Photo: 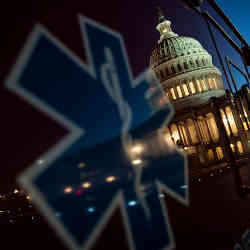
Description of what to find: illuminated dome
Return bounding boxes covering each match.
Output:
[149,7,225,110]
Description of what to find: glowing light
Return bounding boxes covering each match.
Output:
[106,176,116,183]
[87,207,95,213]
[26,195,31,200]
[198,178,202,182]
[75,189,84,196]
[82,182,91,188]
[55,212,62,217]
[0,210,5,213]
[210,173,214,177]
[180,185,187,189]
[13,189,19,194]
[64,186,73,194]
[78,162,86,168]
[132,159,142,165]
[184,147,188,150]
[128,200,137,206]
[131,144,144,154]
[37,159,44,165]
[159,193,165,198]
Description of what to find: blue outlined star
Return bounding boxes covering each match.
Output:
[4,15,188,250]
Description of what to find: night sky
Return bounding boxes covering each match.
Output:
[0,0,249,191]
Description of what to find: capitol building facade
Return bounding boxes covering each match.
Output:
[148,9,250,179]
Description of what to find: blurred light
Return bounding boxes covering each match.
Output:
[128,200,137,206]
[0,210,5,213]
[131,144,144,154]
[13,189,19,194]
[87,207,95,213]
[132,159,142,165]
[106,176,116,183]
[184,147,188,150]
[210,173,214,177]
[180,185,187,189]
[64,187,73,194]
[9,219,14,223]
[78,162,86,168]
[55,212,62,217]
[219,169,223,173]
[31,216,34,220]
[75,189,84,196]
[26,195,31,200]
[159,193,165,198]
[82,182,91,189]
[37,159,44,165]
[198,178,202,182]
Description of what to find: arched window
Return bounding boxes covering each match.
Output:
[206,113,220,142]
[171,65,176,74]
[189,81,196,94]
[236,141,244,154]
[196,79,202,92]
[176,85,183,98]
[182,84,189,96]
[216,147,224,160]
[230,143,235,152]
[213,78,218,89]
[208,78,213,89]
[189,60,194,67]
[242,105,250,130]
[207,149,214,160]
[184,62,188,70]
[201,79,207,90]
[178,123,189,145]
[170,88,177,100]
[197,116,210,143]
[186,119,199,144]
[225,106,238,136]
[202,58,206,66]
[170,124,180,143]
[196,59,200,67]
[177,64,182,72]
[219,109,231,136]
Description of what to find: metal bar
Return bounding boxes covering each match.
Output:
[227,57,250,87]
[225,56,250,130]
[202,12,243,55]
[206,0,249,48]
[204,16,233,92]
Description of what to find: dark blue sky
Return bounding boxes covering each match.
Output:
[0,0,249,192]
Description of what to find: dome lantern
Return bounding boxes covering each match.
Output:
[156,7,178,43]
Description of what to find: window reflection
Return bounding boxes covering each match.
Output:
[170,124,180,143]
[186,119,199,144]
[197,116,210,143]
[176,85,183,98]
[225,106,238,136]
[216,147,223,160]
[170,88,176,100]
[207,149,214,160]
[196,79,202,92]
[236,141,244,154]
[220,109,231,136]
[189,81,196,94]
[182,84,189,96]
[206,113,219,142]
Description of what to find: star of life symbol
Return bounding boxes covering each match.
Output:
[4,15,188,250]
